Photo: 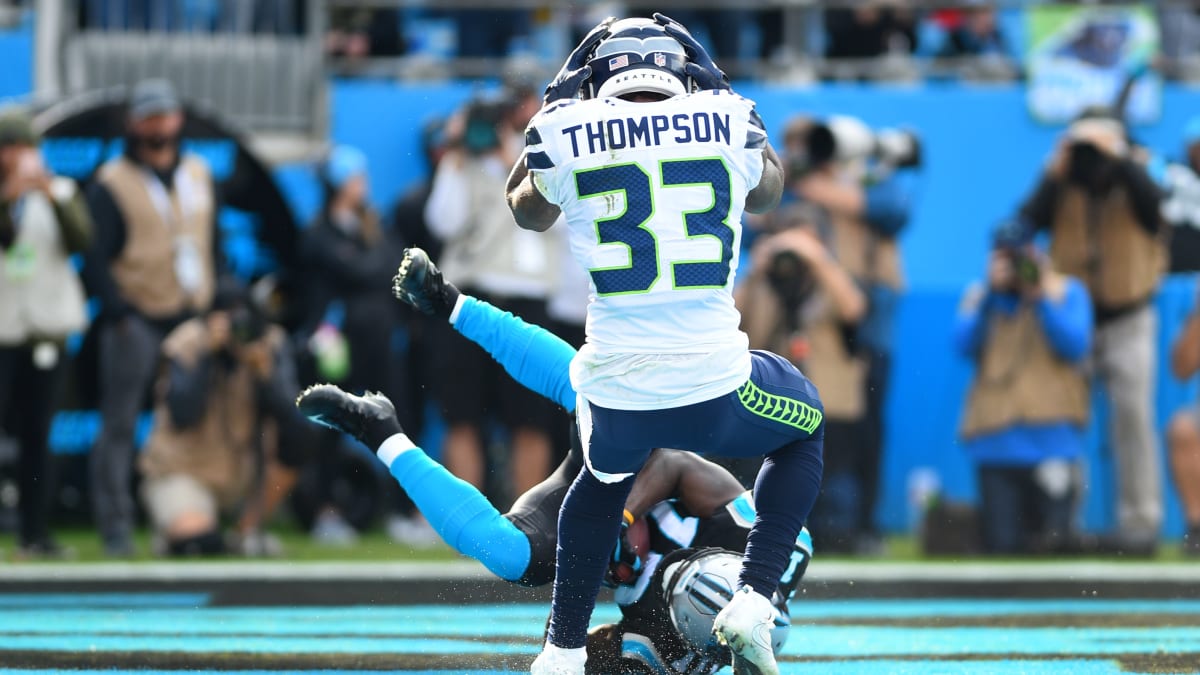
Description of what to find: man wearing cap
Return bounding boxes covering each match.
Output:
[0,108,92,558]
[84,79,223,556]
[1019,113,1166,556]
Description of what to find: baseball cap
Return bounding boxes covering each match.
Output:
[0,107,37,148]
[129,79,182,120]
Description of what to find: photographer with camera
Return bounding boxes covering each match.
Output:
[781,114,918,553]
[0,108,92,559]
[736,205,868,551]
[137,281,315,557]
[1019,112,1166,555]
[955,221,1092,555]
[422,93,559,502]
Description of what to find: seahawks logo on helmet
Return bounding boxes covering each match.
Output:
[584,18,694,100]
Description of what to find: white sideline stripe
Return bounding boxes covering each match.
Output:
[1,560,1199,583]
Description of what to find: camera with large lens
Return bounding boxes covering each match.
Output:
[805,116,923,171]
[992,219,1040,291]
[766,248,815,323]
[1065,140,1119,193]
[230,304,268,345]
[461,97,510,156]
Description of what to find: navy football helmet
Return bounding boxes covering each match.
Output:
[584,18,692,100]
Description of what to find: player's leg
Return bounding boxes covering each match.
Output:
[296,385,531,582]
[393,247,578,412]
[536,402,654,672]
[712,350,825,675]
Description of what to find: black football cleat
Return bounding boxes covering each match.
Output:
[296,383,403,449]
[392,247,460,319]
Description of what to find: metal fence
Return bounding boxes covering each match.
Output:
[35,0,327,161]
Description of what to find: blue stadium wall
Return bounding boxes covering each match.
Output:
[6,13,1200,535]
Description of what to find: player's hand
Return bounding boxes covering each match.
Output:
[544,17,614,104]
[653,12,730,92]
[603,518,644,588]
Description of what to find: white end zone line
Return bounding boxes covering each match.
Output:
[1,560,1199,583]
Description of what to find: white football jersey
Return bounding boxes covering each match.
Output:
[526,91,768,410]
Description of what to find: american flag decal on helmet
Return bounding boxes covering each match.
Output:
[608,55,629,70]
[654,53,666,67]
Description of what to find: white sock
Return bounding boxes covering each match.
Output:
[377,433,417,468]
[448,294,467,325]
[540,642,586,664]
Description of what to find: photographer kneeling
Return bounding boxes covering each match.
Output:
[138,282,315,556]
[737,206,868,551]
[954,222,1092,555]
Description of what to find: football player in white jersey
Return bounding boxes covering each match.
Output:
[506,15,826,675]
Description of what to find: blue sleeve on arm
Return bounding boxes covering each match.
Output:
[953,288,991,359]
[864,171,915,237]
[453,296,579,412]
[1037,279,1093,362]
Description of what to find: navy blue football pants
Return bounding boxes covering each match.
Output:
[548,350,825,649]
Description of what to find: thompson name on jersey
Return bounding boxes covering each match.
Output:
[524,91,770,411]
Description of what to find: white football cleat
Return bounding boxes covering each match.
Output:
[530,642,586,675]
[712,585,781,675]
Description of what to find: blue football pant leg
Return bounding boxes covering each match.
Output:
[453,296,578,412]
[387,449,531,582]
[740,431,824,597]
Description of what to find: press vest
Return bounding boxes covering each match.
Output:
[99,155,215,319]
[138,320,285,509]
[829,210,904,291]
[0,178,88,344]
[1049,185,1165,311]
[960,301,1089,439]
[736,272,865,421]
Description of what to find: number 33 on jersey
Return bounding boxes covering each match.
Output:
[525,90,769,410]
[526,91,767,298]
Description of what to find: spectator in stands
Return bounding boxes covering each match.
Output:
[84,79,222,557]
[0,108,92,559]
[825,3,918,59]
[424,95,558,503]
[300,145,418,545]
[955,221,1092,555]
[1019,112,1167,556]
[735,205,868,552]
[326,7,404,63]
[936,6,1006,58]
[450,9,531,59]
[784,114,916,554]
[1167,282,1200,557]
[138,281,312,557]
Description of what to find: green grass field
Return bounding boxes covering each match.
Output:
[11,526,1193,564]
